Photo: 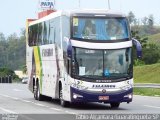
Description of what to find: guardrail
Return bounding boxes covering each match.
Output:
[134,83,160,88]
[0,76,12,83]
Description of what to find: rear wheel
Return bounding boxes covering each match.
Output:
[33,85,38,100]
[110,102,120,108]
[35,82,44,101]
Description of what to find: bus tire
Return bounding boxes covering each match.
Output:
[59,88,69,107]
[110,102,120,108]
[34,85,38,100]
[36,82,44,101]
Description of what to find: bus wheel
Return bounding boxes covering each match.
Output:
[110,102,120,108]
[59,88,69,107]
[36,83,44,101]
[34,85,38,100]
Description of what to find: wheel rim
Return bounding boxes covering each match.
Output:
[60,89,64,105]
[34,86,37,99]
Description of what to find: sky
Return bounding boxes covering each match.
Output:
[0,0,160,37]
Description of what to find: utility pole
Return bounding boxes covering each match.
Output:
[108,0,111,9]
[79,0,81,8]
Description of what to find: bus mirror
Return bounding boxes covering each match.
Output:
[132,38,142,58]
[67,40,72,58]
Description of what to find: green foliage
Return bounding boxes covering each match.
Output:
[22,65,27,74]
[0,29,26,70]
[134,59,145,66]
[148,32,160,46]
[131,28,160,65]
[142,44,160,64]
[127,11,136,25]
[134,63,160,83]
[134,88,160,96]
[0,68,19,80]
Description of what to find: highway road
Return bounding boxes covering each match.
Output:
[0,84,160,120]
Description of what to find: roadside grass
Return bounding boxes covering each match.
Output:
[148,32,160,46]
[133,63,160,83]
[134,88,160,97]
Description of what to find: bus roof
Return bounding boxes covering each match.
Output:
[69,9,125,17]
[29,9,126,26]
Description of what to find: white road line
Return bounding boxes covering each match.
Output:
[0,107,16,114]
[0,93,74,114]
[34,103,45,107]
[64,110,76,114]
[13,89,23,92]
[20,99,32,103]
[0,94,10,97]
[0,94,19,100]
[144,105,160,109]
[50,107,62,111]
[11,97,19,100]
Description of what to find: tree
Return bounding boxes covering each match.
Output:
[0,33,5,41]
[0,68,19,80]
[147,14,154,28]
[142,43,160,64]
[141,17,148,25]
[127,11,135,24]
[0,30,26,70]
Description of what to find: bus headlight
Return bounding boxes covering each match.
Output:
[124,94,132,99]
[120,85,132,91]
[73,93,83,99]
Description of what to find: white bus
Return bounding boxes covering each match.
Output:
[26,10,142,108]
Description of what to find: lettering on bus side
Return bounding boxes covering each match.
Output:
[42,48,53,57]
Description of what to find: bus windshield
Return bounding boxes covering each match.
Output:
[72,17,129,40]
[73,48,132,80]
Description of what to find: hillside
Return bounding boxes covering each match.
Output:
[133,63,160,83]
[148,33,160,45]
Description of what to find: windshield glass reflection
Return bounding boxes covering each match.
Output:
[73,48,132,80]
[72,17,129,40]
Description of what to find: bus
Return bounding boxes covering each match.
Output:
[26,9,142,108]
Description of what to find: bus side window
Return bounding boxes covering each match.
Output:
[55,17,61,48]
[43,21,48,44]
[49,20,55,44]
[28,27,32,46]
[32,24,38,46]
[38,23,43,45]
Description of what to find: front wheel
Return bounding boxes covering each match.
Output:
[59,88,69,107]
[110,102,120,108]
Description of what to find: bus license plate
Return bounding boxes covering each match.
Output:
[99,96,109,100]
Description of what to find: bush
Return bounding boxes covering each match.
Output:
[0,68,19,81]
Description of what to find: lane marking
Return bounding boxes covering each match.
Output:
[64,110,76,114]
[34,103,45,107]
[144,105,160,109]
[0,94,10,97]
[50,107,62,111]
[0,107,16,114]
[11,97,19,100]
[20,99,32,103]
[0,94,76,114]
[0,94,19,100]
[13,89,23,92]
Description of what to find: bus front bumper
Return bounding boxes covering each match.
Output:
[70,87,133,103]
